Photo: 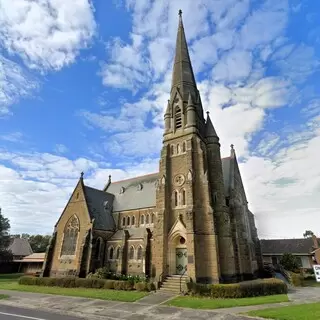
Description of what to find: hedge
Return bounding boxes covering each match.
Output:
[18,276,156,292]
[186,278,288,298]
[289,272,304,287]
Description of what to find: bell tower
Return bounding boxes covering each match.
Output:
[152,11,222,284]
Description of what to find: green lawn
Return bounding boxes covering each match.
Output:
[0,274,148,302]
[166,294,289,309]
[248,302,320,320]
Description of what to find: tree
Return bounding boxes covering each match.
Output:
[0,208,12,262]
[279,253,300,272]
[28,235,51,253]
[303,230,314,238]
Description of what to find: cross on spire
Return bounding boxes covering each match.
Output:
[178,9,182,17]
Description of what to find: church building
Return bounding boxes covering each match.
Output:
[42,12,262,284]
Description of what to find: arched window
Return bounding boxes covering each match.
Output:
[137,246,143,260]
[171,145,174,155]
[174,191,178,207]
[151,213,155,224]
[182,142,186,152]
[129,246,135,260]
[177,144,180,154]
[61,215,79,256]
[175,106,182,129]
[122,217,126,227]
[127,216,130,226]
[146,214,150,224]
[95,238,102,260]
[109,246,114,260]
[131,216,135,226]
[116,247,121,259]
[182,189,186,205]
[141,215,145,225]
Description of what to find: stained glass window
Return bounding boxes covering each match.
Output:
[129,246,135,259]
[137,246,143,260]
[61,215,79,256]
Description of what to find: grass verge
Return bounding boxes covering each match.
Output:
[0,274,148,302]
[166,294,289,309]
[0,294,9,300]
[247,302,320,320]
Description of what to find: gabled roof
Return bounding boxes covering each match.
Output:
[14,252,45,263]
[84,186,115,231]
[106,173,158,212]
[8,238,33,257]
[260,238,316,255]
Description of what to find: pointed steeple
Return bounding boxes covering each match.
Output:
[171,10,198,102]
[205,111,218,138]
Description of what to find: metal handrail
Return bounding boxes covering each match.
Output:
[179,267,187,293]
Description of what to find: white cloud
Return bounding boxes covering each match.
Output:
[0,0,96,71]
[54,144,68,154]
[0,56,38,115]
[0,150,157,234]
[241,117,320,238]
[213,50,252,83]
[0,131,23,142]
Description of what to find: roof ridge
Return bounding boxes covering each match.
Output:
[111,172,158,184]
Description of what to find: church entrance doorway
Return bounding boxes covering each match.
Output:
[176,248,187,275]
[168,234,187,275]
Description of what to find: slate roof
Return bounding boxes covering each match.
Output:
[106,173,158,212]
[84,186,116,231]
[8,238,33,257]
[260,238,316,255]
[109,230,125,240]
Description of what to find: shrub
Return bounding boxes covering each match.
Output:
[289,272,304,287]
[103,280,115,289]
[19,276,37,285]
[18,275,154,292]
[187,278,287,298]
[135,281,157,292]
[280,253,300,272]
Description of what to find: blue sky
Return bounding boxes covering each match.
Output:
[0,0,320,239]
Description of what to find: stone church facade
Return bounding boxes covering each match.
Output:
[42,13,262,284]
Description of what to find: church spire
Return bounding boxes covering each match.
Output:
[170,10,198,102]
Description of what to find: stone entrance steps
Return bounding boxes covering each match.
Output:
[159,275,189,293]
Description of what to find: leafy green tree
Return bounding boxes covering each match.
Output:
[28,235,51,253]
[0,208,12,262]
[280,253,300,272]
[303,230,314,238]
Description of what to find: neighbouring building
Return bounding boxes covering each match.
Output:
[8,237,33,260]
[42,12,262,284]
[261,235,320,270]
[15,253,45,275]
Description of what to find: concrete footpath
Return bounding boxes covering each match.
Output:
[0,287,319,320]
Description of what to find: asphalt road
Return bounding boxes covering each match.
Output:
[0,304,83,320]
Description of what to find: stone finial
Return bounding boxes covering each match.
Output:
[178,9,183,17]
[80,172,84,179]
[108,175,111,182]
[230,144,234,150]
